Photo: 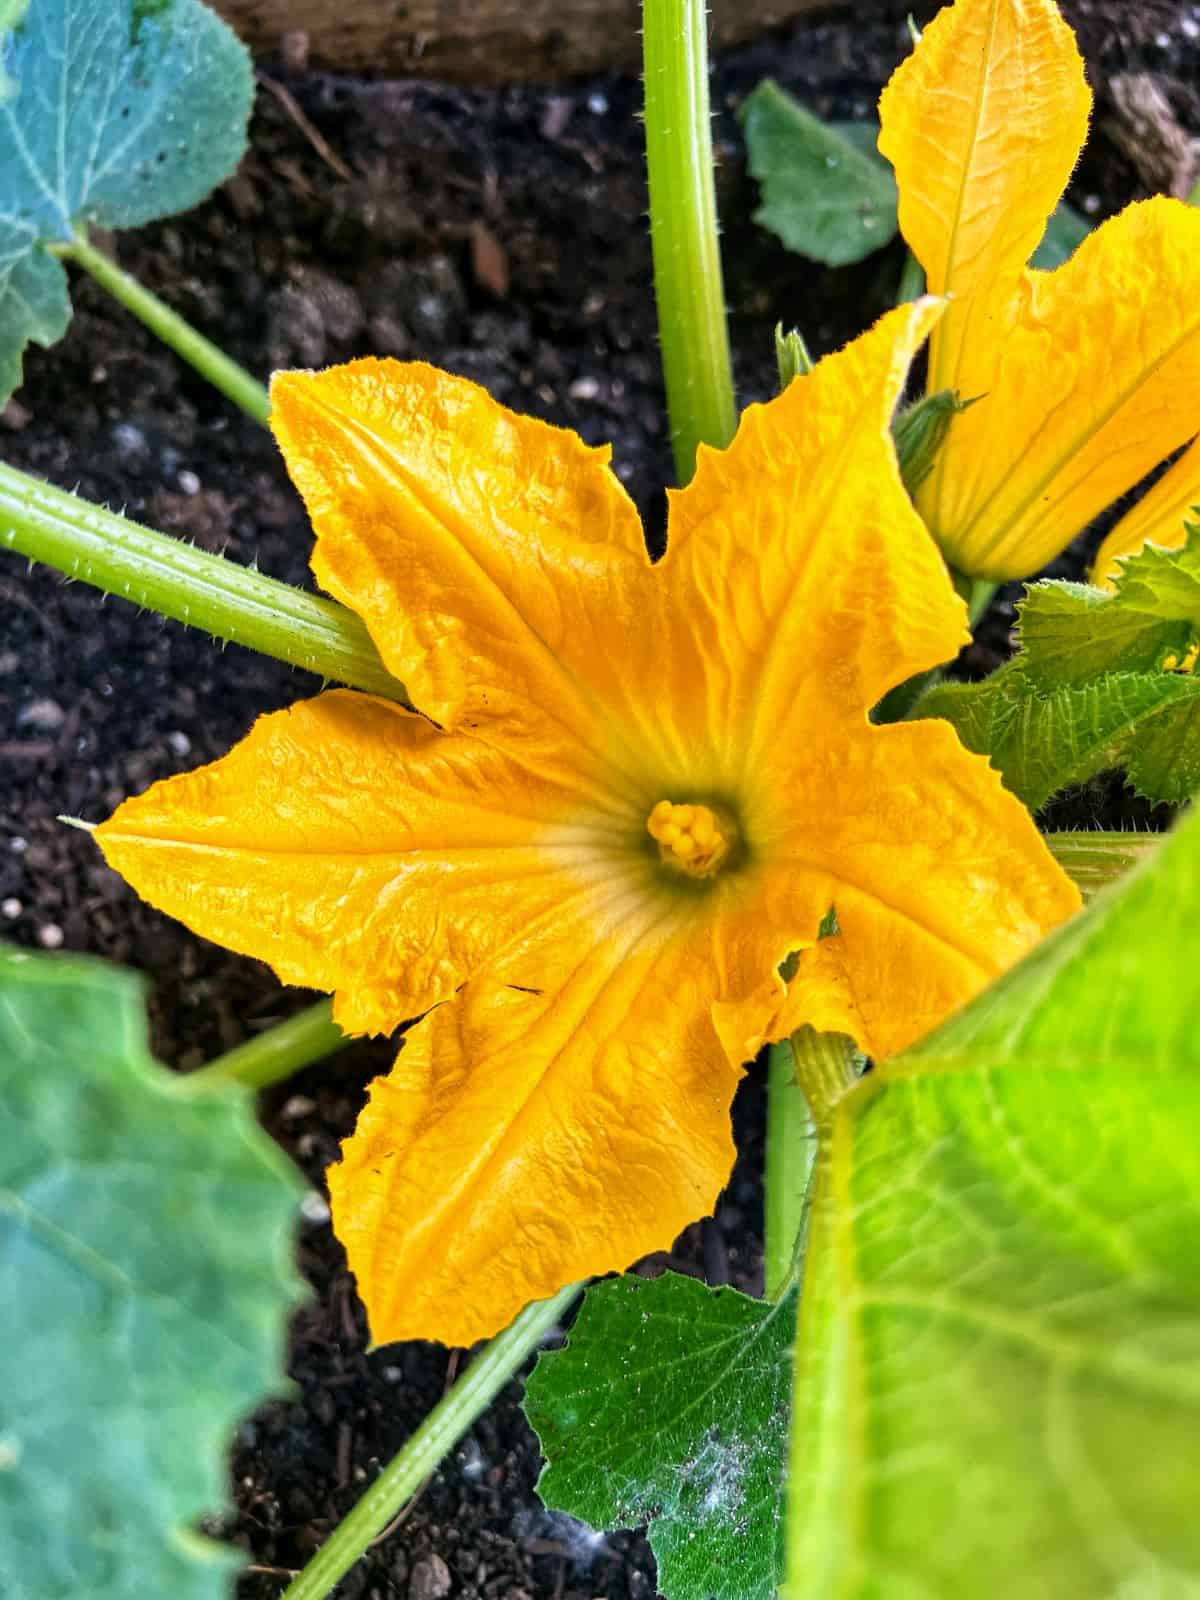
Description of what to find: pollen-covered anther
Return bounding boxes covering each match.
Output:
[647,800,736,879]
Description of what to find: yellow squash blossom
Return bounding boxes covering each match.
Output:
[1093,436,1200,588]
[879,0,1200,583]
[95,301,1078,1346]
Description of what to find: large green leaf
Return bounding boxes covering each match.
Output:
[525,1272,797,1600]
[784,803,1200,1598]
[921,534,1200,807]
[0,0,252,400]
[0,947,304,1599]
[740,81,898,267]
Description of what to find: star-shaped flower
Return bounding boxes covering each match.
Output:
[879,0,1200,582]
[95,302,1077,1345]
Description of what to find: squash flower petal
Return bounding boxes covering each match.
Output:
[95,300,1079,1346]
[879,0,1200,581]
[1093,436,1200,589]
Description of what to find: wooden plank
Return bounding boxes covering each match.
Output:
[212,0,828,82]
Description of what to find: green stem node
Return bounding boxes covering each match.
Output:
[175,999,347,1095]
[0,459,405,699]
[278,1285,582,1600]
[64,233,272,425]
[643,0,737,484]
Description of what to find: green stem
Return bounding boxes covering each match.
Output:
[0,458,404,699]
[643,0,737,484]
[1044,830,1161,901]
[967,577,999,627]
[895,249,925,305]
[174,998,347,1095]
[62,232,271,425]
[278,1284,581,1600]
[763,1038,817,1300]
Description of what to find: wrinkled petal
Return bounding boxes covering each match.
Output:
[917,200,1200,578]
[650,299,967,776]
[96,690,633,1035]
[269,361,652,799]
[329,924,746,1346]
[879,0,1089,402]
[771,718,1081,1058]
[1093,435,1200,588]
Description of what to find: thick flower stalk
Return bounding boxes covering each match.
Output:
[879,0,1200,583]
[94,302,1078,1346]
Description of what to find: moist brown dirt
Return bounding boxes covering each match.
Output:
[0,2,1192,1594]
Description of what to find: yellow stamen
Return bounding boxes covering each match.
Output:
[647,800,736,879]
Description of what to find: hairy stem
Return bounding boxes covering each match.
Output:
[63,232,271,424]
[763,1038,818,1300]
[175,999,348,1095]
[0,459,404,699]
[1044,830,1161,901]
[643,0,737,483]
[278,1285,581,1600]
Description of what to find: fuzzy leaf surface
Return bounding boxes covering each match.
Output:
[740,80,898,266]
[0,0,252,398]
[786,802,1200,1598]
[921,535,1200,806]
[525,1271,796,1600]
[0,946,304,1599]
[921,659,1200,808]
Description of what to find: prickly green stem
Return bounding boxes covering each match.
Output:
[279,1284,582,1600]
[643,0,737,484]
[0,459,405,700]
[1044,831,1161,901]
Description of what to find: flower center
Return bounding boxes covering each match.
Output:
[646,800,737,879]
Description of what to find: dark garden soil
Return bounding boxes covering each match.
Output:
[0,1,1193,1594]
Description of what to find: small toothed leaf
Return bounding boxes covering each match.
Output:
[0,945,305,1598]
[525,1271,796,1600]
[0,0,253,399]
[921,528,1200,807]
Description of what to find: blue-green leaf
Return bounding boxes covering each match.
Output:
[740,81,898,267]
[0,947,305,1598]
[0,0,252,399]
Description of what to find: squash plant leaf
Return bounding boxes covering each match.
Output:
[0,946,305,1598]
[787,802,1200,1597]
[920,529,1200,807]
[525,1271,797,1600]
[739,80,898,267]
[0,0,253,401]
